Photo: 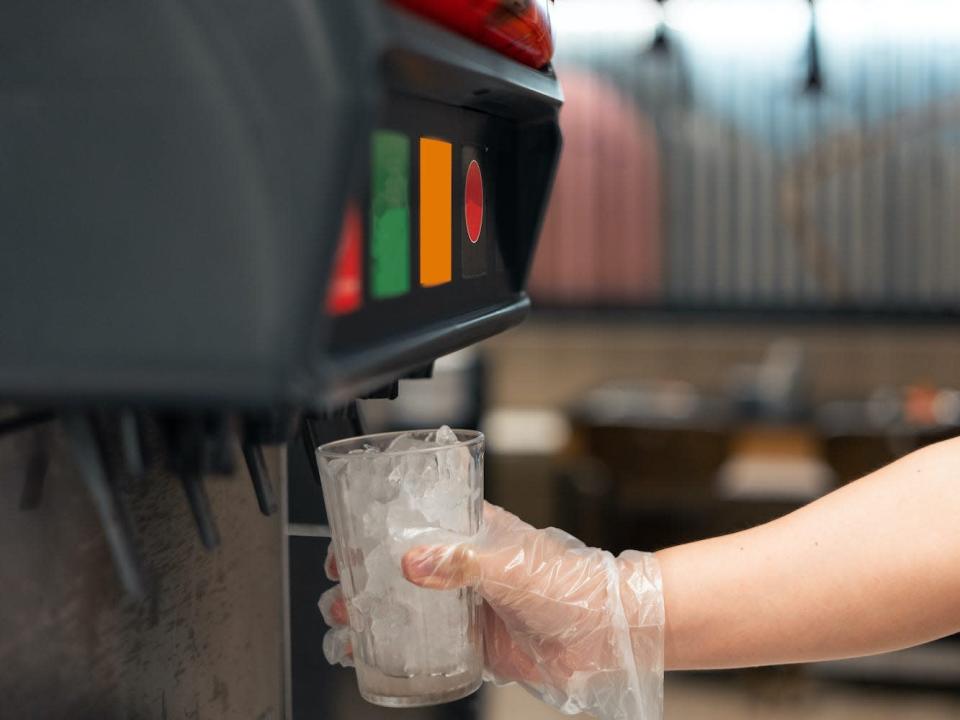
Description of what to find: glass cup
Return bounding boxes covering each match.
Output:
[316,428,484,707]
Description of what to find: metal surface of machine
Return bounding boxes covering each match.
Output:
[0,1,561,717]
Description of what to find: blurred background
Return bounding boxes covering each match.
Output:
[336,0,960,717]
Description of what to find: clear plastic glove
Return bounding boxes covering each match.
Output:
[318,548,354,669]
[320,502,664,720]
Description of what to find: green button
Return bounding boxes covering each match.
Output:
[370,130,411,299]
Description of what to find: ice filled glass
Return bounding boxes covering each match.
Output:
[316,427,484,707]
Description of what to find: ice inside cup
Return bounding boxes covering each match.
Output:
[316,426,484,707]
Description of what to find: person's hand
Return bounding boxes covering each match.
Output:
[320,502,664,720]
[318,544,354,669]
[402,502,663,719]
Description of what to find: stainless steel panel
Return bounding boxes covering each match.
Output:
[0,426,285,719]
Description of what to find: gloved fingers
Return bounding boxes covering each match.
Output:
[324,543,339,581]
[402,534,605,635]
[483,606,580,714]
[402,543,478,590]
[318,585,349,627]
[322,626,354,668]
[482,602,547,687]
[401,502,538,591]
[402,540,577,618]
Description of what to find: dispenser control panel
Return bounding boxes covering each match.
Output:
[326,96,518,352]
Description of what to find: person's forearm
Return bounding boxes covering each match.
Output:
[654,436,960,671]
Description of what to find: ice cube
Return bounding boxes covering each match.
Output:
[413,443,472,530]
[386,502,426,538]
[386,432,434,454]
[320,456,350,484]
[437,444,471,489]
[361,543,396,597]
[361,502,388,539]
[366,592,418,676]
[401,590,470,675]
[348,591,374,632]
[342,452,393,504]
[365,464,400,503]
[347,445,378,456]
[405,453,439,497]
[435,425,459,445]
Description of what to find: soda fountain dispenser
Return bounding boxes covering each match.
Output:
[0,1,560,717]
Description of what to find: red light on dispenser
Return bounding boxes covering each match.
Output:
[326,202,363,316]
[465,159,483,244]
[392,0,554,69]
[462,148,487,278]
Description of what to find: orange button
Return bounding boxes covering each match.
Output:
[419,138,453,287]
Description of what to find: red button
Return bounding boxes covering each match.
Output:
[326,202,363,316]
[465,159,483,244]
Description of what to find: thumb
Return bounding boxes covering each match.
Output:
[402,543,479,590]
[402,503,538,595]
